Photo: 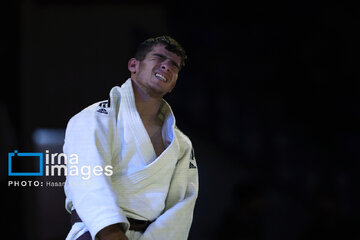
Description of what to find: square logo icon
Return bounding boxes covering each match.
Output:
[8,150,43,176]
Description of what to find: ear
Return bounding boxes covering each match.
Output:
[128,58,138,74]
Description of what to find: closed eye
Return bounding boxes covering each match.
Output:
[152,53,166,61]
[151,53,180,70]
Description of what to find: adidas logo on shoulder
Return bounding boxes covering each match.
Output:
[96,99,111,114]
[189,147,197,169]
[189,162,197,169]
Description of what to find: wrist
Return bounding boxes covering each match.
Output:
[97,223,127,240]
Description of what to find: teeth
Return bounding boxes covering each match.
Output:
[155,73,167,82]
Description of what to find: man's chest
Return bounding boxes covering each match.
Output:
[146,124,166,157]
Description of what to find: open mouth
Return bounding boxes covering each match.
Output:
[155,73,168,83]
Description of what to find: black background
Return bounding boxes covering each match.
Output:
[1,0,360,239]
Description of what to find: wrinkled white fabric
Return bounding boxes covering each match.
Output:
[64,79,198,240]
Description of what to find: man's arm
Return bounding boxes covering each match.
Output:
[96,224,128,240]
[64,104,129,239]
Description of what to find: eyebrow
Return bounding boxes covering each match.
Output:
[152,53,180,70]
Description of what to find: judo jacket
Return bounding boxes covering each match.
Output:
[63,78,199,240]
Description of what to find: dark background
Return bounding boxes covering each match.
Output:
[1,0,360,239]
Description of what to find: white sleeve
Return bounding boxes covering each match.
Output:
[139,142,199,240]
[64,105,129,240]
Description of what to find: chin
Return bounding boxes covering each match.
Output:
[147,85,167,98]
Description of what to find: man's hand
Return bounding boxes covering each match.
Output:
[97,223,128,240]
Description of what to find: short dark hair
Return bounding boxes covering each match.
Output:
[134,36,187,69]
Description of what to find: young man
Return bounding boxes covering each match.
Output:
[63,36,199,240]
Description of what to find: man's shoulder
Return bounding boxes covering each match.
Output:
[67,87,122,127]
[71,100,108,119]
[95,99,112,115]
[71,86,122,119]
[174,126,197,167]
[174,126,192,147]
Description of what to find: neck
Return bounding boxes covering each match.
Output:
[131,80,162,124]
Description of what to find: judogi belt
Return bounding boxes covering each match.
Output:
[71,210,153,239]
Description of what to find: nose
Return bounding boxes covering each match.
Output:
[160,61,171,72]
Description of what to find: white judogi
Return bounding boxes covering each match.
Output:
[64,78,199,240]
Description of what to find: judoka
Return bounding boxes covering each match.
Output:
[63,36,199,240]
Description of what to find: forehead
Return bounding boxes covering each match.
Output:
[147,44,182,65]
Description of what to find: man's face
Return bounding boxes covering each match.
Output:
[130,44,182,97]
